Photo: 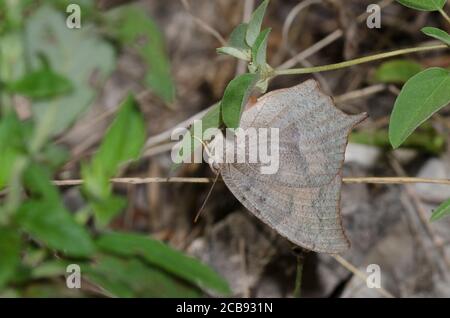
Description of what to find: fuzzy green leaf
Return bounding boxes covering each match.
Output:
[217,46,250,61]
[229,23,250,49]
[246,0,270,46]
[251,28,271,67]
[221,73,258,128]
[218,23,251,61]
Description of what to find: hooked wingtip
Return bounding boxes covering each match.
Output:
[352,112,369,126]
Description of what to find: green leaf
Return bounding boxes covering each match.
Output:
[17,165,95,258]
[430,198,450,221]
[89,195,127,227]
[31,260,70,279]
[217,23,251,61]
[395,0,446,11]
[41,143,69,170]
[374,59,422,84]
[389,67,450,148]
[22,282,84,297]
[251,28,271,67]
[217,46,250,61]
[0,112,28,152]
[229,23,250,49]
[0,228,21,288]
[25,6,115,135]
[408,0,447,11]
[246,0,270,46]
[221,73,258,128]
[82,94,145,226]
[82,95,145,186]
[110,7,175,102]
[0,148,21,190]
[84,255,202,298]
[0,113,30,190]
[90,95,146,178]
[173,102,222,166]
[7,68,73,99]
[17,200,96,258]
[84,258,135,298]
[96,232,230,296]
[422,27,450,46]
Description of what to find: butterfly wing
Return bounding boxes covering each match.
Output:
[220,80,367,253]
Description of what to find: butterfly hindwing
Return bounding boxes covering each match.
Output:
[219,79,367,253]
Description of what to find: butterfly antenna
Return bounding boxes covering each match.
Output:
[194,170,220,223]
[191,135,221,223]
[192,135,214,159]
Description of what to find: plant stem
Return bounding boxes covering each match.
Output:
[293,256,303,298]
[48,176,450,186]
[439,8,450,26]
[292,247,308,298]
[273,44,447,76]
[332,255,394,298]
[343,177,450,185]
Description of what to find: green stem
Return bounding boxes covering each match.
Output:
[292,247,308,298]
[438,8,450,26]
[274,44,447,76]
[293,255,304,298]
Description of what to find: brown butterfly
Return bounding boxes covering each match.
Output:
[214,79,367,253]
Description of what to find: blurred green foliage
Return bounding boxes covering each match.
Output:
[81,95,145,227]
[7,67,73,99]
[0,0,229,297]
[106,6,176,103]
[374,59,422,84]
[25,5,116,135]
[350,123,446,155]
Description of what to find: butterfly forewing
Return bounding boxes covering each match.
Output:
[219,79,367,253]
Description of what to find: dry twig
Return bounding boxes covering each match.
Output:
[332,254,394,298]
[51,176,450,186]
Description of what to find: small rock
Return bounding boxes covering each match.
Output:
[345,143,380,168]
[414,158,450,203]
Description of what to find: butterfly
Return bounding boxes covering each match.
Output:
[213,79,367,253]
